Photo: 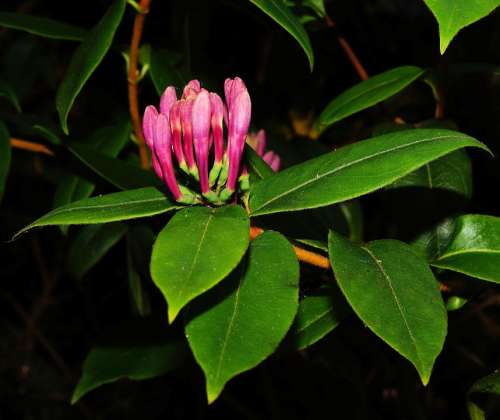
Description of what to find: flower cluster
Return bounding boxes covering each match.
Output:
[143,78,252,205]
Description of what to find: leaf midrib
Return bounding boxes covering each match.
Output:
[252,133,466,214]
[435,248,500,260]
[362,246,424,370]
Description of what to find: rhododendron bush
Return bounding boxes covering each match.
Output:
[1,0,500,418]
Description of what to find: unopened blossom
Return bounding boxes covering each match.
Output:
[142,77,253,205]
[246,129,281,172]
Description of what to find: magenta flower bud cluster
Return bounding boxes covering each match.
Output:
[142,78,252,204]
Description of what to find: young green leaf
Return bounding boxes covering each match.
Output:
[431,214,500,283]
[13,187,180,240]
[248,0,314,71]
[67,223,128,280]
[467,370,500,420]
[0,12,87,41]
[185,231,299,403]
[56,0,126,133]
[328,231,447,385]
[0,121,11,204]
[149,49,189,95]
[315,66,425,132]
[244,144,274,181]
[249,129,489,217]
[0,80,21,112]
[389,150,472,198]
[150,205,250,323]
[71,321,187,404]
[422,0,500,54]
[292,287,350,350]
[68,142,159,190]
[54,121,131,234]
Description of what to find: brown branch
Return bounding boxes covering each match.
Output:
[128,0,151,169]
[325,14,369,81]
[10,138,54,156]
[250,226,331,269]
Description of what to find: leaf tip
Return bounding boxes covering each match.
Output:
[206,383,223,405]
[167,306,180,324]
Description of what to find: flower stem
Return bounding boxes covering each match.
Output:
[127,0,151,169]
[249,226,331,269]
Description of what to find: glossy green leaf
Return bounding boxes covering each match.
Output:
[32,124,62,145]
[315,66,425,132]
[292,287,350,350]
[411,217,456,261]
[55,121,131,234]
[328,231,447,385]
[185,231,299,403]
[422,0,500,54]
[390,150,472,198]
[67,223,128,280]
[71,321,186,403]
[432,215,500,283]
[56,0,126,133]
[249,129,488,217]
[0,12,86,41]
[0,80,21,112]
[249,0,314,71]
[151,205,250,323]
[68,143,159,190]
[149,49,189,95]
[127,225,154,317]
[13,187,180,240]
[0,121,10,204]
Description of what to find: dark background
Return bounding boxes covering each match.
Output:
[1,0,500,418]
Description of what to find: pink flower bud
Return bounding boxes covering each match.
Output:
[226,88,251,192]
[224,77,246,111]
[143,105,163,181]
[192,89,211,194]
[255,129,266,156]
[180,99,196,174]
[263,150,281,172]
[209,92,225,166]
[160,86,177,117]
[182,79,201,99]
[169,101,185,169]
[154,114,182,200]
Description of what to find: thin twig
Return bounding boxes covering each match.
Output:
[324,14,369,81]
[128,0,152,169]
[10,138,54,156]
[250,226,331,269]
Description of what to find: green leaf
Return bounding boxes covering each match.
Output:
[292,287,350,350]
[149,49,189,95]
[13,187,180,240]
[467,370,500,420]
[303,0,326,17]
[54,121,131,234]
[127,225,154,317]
[328,231,447,385]
[0,121,10,204]
[315,66,425,132]
[67,223,128,280]
[249,129,489,217]
[71,321,186,403]
[68,142,159,190]
[185,231,299,403]
[151,205,250,323]
[248,0,314,71]
[431,214,500,283]
[56,0,126,133]
[0,12,86,41]
[0,80,21,112]
[390,150,472,198]
[422,0,500,54]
